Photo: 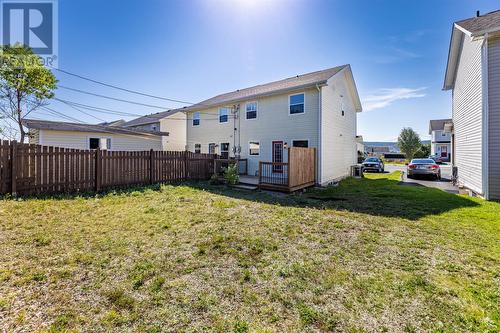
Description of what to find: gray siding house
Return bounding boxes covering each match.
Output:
[444,10,500,200]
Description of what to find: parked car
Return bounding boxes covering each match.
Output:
[407,159,441,180]
[428,154,445,164]
[362,157,384,173]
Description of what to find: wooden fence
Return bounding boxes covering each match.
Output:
[258,147,316,192]
[0,140,216,196]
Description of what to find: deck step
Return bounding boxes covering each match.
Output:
[230,184,259,191]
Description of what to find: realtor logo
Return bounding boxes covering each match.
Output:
[0,0,58,64]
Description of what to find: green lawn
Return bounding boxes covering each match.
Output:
[0,172,498,332]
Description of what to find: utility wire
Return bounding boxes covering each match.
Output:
[51,66,201,105]
[58,85,175,110]
[55,98,107,122]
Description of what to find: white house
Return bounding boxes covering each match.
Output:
[181,65,363,185]
[25,119,167,151]
[443,10,500,200]
[24,109,187,151]
[429,119,452,161]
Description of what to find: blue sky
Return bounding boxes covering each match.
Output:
[39,0,499,141]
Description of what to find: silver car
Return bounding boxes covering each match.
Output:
[407,159,441,180]
[362,157,385,173]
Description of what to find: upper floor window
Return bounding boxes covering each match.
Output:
[192,112,200,126]
[219,108,230,123]
[246,102,257,120]
[289,93,305,114]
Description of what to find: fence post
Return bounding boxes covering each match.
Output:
[10,140,17,196]
[95,147,101,192]
[149,149,154,185]
[184,151,188,180]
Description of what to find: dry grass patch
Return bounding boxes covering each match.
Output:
[0,173,498,332]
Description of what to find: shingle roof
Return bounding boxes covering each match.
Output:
[455,10,500,36]
[182,65,349,112]
[122,109,181,127]
[24,119,168,137]
[429,119,452,134]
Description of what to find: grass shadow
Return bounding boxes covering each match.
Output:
[190,172,479,220]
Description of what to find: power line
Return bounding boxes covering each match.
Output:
[58,85,175,110]
[51,66,200,105]
[53,98,233,121]
[55,98,107,122]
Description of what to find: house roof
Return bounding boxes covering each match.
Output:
[187,66,347,108]
[455,10,500,36]
[429,119,453,134]
[174,65,361,113]
[122,109,181,127]
[24,119,169,137]
[444,10,500,90]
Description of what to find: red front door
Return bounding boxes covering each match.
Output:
[272,141,283,173]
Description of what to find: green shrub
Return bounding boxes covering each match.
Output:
[223,164,239,185]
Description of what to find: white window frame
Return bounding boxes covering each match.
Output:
[194,143,201,154]
[219,108,230,124]
[291,139,309,148]
[87,136,112,150]
[288,92,305,116]
[192,112,201,127]
[248,141,260,156]
[208,143,216,155]
[245,101,258,120]
[220,142,230,159]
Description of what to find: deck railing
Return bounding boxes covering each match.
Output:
[258,147,316,192]
[258,162,289,187]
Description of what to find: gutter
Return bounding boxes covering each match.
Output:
[316,83,322,185]
[481,33,490,199]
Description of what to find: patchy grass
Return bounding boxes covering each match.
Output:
[0,172,498,332]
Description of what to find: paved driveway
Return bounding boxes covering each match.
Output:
[379,164,459,194]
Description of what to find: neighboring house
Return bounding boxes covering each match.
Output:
[443,10,500,200]
[121,109,187,151]
[179,65,362,185]
[356,135,365,154]
[429,119,452,161]
[24,119,168,151]
[365,146,390,157]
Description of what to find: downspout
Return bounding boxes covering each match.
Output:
[481,33,489,199]
[316,84,322,185]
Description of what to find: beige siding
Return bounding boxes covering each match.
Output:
[161,112,186,151]
[39,130,162,151]
[186,88,320,177]
[320,70,357,184]
[453,36,483,195]
[28,129,40,144]
[488,37,500,199]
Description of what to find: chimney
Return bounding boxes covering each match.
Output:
[476,10,480,17]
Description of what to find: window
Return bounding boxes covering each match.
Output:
[89,138,100,149]
[246,102,257,120]
[219,108,229,123]
[208,143,216,154]
[292,140,308,148]
[89,138,111,150]
[249,141,260,156]
[220,143,230,159]
[194,143,201,154]
[192,112,200,126]
[289,93,305,114]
